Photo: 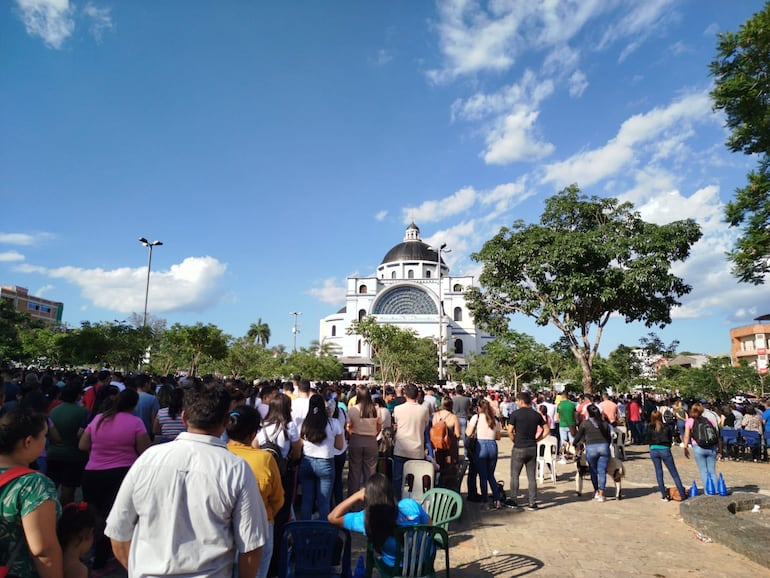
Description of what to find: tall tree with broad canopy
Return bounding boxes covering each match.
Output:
[710,4,770,283]
[466,185,702,394]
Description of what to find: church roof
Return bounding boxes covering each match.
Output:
[380,241,439,265]
[380,222,443,265]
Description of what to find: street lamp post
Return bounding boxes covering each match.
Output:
[139,237,163,328]
[290,311,302,352]
[437,243,451,383]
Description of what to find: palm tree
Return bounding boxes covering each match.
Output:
[247,318,271,347]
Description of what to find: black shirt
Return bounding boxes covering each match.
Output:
[509,406,544,449]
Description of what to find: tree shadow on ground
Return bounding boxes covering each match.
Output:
[451,553,544,577]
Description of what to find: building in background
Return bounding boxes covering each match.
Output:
[1,285,63,326]
[730,314,770,374]
[319,223,493,380]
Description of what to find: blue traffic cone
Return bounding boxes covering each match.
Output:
[718,473,728,496]
[706,475,716,496]
[353,554,366,578]
[689,480,699,498]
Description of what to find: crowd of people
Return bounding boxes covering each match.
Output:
[0,364,769,578]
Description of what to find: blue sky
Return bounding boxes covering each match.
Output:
[2,0,769,358]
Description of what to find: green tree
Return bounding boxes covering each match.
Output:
[711,4,770,283]
[348,316,437,384]
[466,185,702,393]
[0,299,27,361]
[471,331,546,394]
[153,323,228,376]
[247,318,271,347]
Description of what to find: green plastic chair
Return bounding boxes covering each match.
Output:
[367,525,450,578]
[419,488,463,538]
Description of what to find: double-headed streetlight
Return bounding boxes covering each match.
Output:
[139,237,163,328]
[290,311,302,352]
[437,243,451,383]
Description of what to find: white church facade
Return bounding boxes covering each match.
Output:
[318,223,493,380]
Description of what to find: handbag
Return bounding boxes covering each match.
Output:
[465,418,478,456]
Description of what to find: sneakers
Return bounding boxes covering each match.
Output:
[526,503,539,511]
[661,496,671,502]
[558,457,567,465]
[596,495,606,503]
[503,499,523,511]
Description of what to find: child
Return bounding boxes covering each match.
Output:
[57,502,96,578]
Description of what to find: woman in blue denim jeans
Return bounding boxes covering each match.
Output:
[682,402,722,493]
[573,404,611,502]
[645,410,687,501]
[466,399,502,510]
[298,394,344,520]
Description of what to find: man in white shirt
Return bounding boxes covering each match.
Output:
[105,384,269,578]
[291,379,312,431]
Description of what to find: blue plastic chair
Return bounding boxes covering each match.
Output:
[278,520,352,578]
[720,429,740,459]
[740,430,761,460]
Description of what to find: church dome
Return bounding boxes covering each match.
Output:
[380,241,439,264]
[380,222,442,265]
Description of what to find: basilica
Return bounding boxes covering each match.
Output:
[318,223,493,380]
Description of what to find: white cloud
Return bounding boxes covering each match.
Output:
[451,69,553,122]
[568,70,588,98]
[542,91,712,188]
[479,178,534,219]
[703,22,719,37]
[427,0,610,82]
[0,232,53,245]
[375,210,388,221]
[35,284,55,297]
[14,0,74,49]
[483,108,555,164]
[83,2,112,41]
[0,251,25,262]
[14,256,227,313]
[403,186,477,224]
[307,278,346,306]
[598,0,678,61]
[375,49,393,65]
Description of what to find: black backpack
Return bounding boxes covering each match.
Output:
[692,417,718,448]
[260,426,287,476]
[662,407,675,425]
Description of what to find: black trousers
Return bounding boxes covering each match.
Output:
[82,467,130,568]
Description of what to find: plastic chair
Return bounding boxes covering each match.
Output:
[368,524,450,578]
[536,436,558,486]
[740,430,761,460]
[278,520,352,578]
[403,460,435,501]
[720,429,740,459]
[419,488,462,544]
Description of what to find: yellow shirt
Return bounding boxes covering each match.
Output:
[227,440,284,524]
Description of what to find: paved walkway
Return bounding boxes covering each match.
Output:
[364,438,770,577]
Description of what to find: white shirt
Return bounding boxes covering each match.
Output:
[256,421,299,459]
[105,432,268,578]
[302,419,343,459]
[291,396,310,431]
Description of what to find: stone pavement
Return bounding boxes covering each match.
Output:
[361,438,770,578]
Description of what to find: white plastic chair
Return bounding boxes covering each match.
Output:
[402,459,435,501]
[536,435,558,486]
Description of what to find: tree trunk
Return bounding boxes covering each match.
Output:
[579,355,594,394]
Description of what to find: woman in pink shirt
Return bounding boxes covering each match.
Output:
[79,388,150,569]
